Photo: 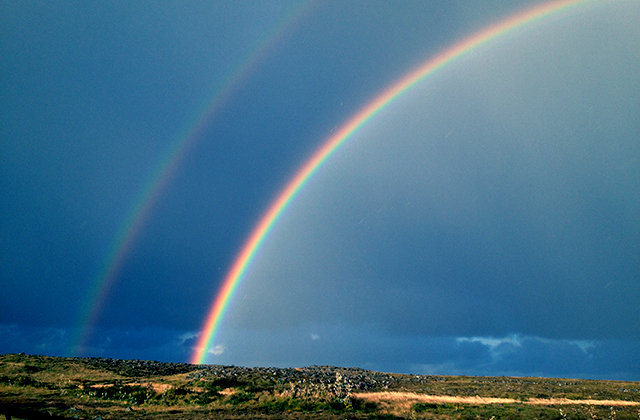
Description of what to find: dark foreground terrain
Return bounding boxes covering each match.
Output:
[1,353,639,419]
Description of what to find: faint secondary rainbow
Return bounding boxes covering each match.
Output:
[69,1,313,356]
[191,0,598,364]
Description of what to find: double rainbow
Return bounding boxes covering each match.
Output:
[191,0,596,364]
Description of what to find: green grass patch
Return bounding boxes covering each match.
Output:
[85,382,157,405]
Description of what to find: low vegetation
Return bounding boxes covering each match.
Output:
[0,353,638,419]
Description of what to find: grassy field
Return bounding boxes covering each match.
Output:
[1,353,638,419]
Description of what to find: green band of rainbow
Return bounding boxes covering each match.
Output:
[191,0,595,365]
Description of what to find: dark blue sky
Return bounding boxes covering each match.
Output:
[1,0,639,380]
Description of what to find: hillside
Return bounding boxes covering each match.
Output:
[1,353,638,419]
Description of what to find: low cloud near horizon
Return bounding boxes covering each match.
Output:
[2,324,637,381]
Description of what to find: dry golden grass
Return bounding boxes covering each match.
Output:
[356,391,515,404]
[355,391,640,406]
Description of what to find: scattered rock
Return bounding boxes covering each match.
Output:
[79,357,198,377]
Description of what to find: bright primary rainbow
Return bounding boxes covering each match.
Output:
[191,0,596,364]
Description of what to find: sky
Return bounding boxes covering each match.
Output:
[1,0,639,381]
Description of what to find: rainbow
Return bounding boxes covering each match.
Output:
[69,2,312,356]
[191,0,598,364]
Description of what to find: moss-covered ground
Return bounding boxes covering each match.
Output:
[1,354,638,419]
